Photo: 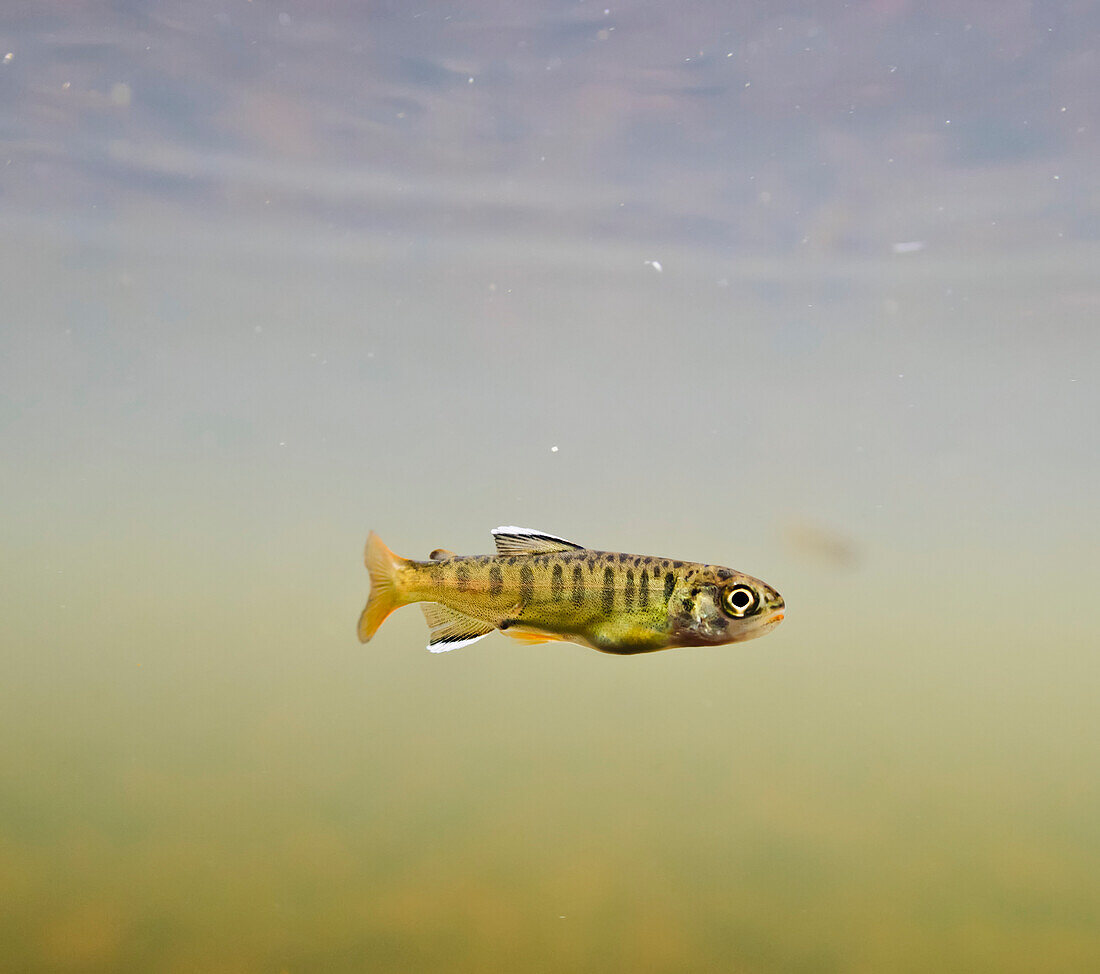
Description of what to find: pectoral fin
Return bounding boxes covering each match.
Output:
[588,620,669,655]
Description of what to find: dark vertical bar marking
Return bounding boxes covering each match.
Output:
[571,566,584,606]
[602,566,615,614]
[456,564,470,592]
[624,569,635,609]
[489,565,503,596]
[551,563,564,601]
[664,572,676,601]
[639,570,649,609]
[520,564,534,604]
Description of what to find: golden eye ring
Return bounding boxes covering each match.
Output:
[722,585,758,618]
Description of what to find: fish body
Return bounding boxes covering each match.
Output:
[358,527,784,655]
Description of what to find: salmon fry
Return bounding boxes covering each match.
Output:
[358,527,784,655]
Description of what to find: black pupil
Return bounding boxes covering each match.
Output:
[730,589,751,609]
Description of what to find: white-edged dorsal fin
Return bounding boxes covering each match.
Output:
[491,526,586,556]
[420,603,495,653]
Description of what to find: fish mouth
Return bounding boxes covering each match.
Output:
[763,610,785,626]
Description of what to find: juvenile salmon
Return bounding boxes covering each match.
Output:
[358,527,784,655]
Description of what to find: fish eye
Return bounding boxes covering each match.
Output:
[722,585,758,618]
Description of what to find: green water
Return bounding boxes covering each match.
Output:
[2,3,1099,972]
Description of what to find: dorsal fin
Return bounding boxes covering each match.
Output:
[491,526,585,555]
[420,603,495,653]
[428,548,456,562]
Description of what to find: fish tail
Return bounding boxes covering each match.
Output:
[358,531,411,643]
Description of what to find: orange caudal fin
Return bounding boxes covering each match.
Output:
[358,532,410,643]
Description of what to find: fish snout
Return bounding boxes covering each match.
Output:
[763,589,785,625]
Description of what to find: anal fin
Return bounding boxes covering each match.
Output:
[421,603,495,653]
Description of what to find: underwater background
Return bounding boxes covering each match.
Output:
[2,2,1098,971]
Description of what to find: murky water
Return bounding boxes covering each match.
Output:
[2,3,1099,971]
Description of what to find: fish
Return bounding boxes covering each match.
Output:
[357,526,784,655]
